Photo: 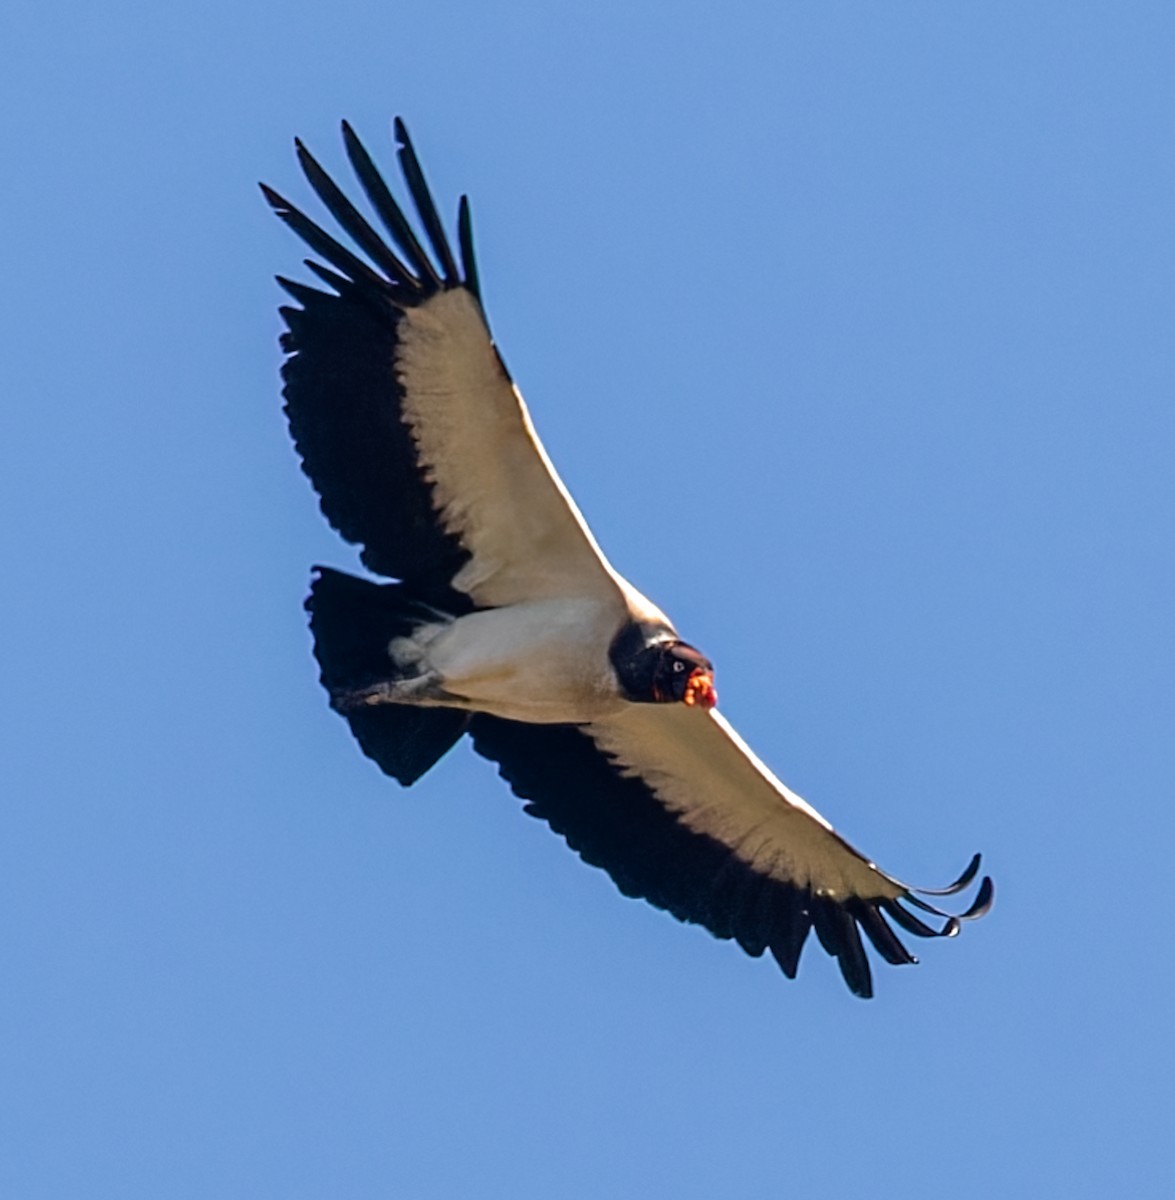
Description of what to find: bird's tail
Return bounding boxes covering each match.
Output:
[305,567,470,786]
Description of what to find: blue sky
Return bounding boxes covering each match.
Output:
[3,3,1173,1196]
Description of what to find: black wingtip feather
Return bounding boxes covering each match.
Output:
[458,195,481,301]
[769,927,811,980]
[300,260,394,325]
[960,875,995,921]
[260,182,292,212]
[850,900,919,967]
[812,897,874,999]
[276,275,328,305]
[303,259,354,294]
[339,120,439,291]
[294,137,421,292]
[394,118,462,285]
[905,870,994,924]
[915,852,983,897]
[265,188,393,296]
[882,899,959,940]
[767,890,813,980]
[729,875,771,956]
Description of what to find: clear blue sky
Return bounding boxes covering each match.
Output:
[3,3,1173,1197]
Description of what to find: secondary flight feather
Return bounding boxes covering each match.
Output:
[264,118,992,998]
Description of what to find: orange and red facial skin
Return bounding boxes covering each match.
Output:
[682,668,718,709]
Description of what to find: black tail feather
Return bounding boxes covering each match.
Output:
[306,567,469,786]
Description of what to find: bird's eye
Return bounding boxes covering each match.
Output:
[673,661,685,673]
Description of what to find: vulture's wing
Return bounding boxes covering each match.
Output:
[471,706,992,998]
[264,120,619,611]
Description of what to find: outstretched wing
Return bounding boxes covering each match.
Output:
[470,706,991,998]
[264,120,621,610]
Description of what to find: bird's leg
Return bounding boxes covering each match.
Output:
[330,672,448,711]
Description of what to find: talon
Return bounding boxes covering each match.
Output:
[331,683,390,711]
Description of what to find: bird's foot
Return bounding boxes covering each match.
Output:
[330,674,443,711]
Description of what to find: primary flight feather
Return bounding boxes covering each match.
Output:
[264,118,992,998]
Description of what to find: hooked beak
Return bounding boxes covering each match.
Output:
[683,668,718,710]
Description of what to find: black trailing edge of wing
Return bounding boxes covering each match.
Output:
[264,119,485,604]
[469,717,992,999]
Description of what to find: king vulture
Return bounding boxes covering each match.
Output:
[263,119,992,999]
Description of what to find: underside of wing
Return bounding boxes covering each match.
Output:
[470,708,991,998]
[265,120,620,608]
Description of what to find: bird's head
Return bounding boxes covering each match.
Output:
[614,634,718,710]
[653,641,718,709]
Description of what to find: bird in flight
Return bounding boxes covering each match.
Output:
[263,119,992,998]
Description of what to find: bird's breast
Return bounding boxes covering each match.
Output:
[426,597,628,724]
